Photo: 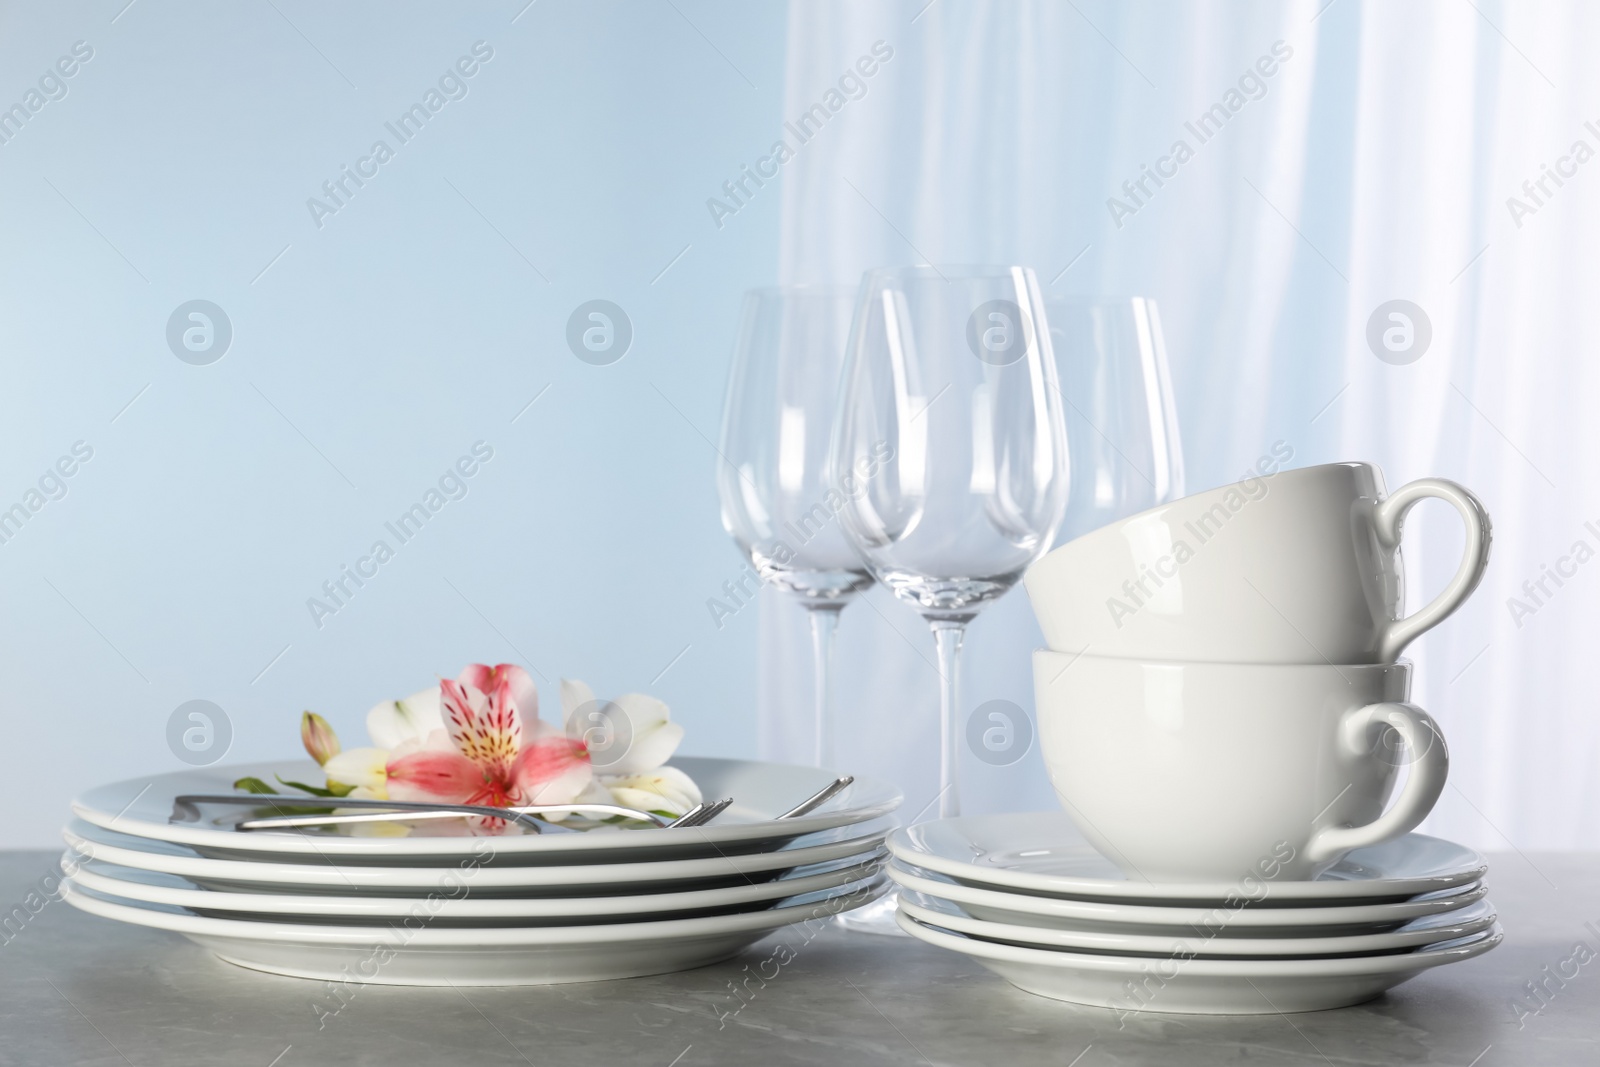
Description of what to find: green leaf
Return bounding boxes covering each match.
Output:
[232,777,278,795]
[252,803,337,816]
[275,775,354,798]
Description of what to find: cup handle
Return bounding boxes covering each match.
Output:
[1373,478,1493,661]
[1303,701,1449,864]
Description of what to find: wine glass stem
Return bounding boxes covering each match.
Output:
[930,621,966,819]
[806,605,843,769]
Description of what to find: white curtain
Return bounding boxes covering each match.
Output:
[761,0,1600,849]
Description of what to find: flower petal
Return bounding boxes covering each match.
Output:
[604,766,702,816]
[559,678,597,735]
[385,748,483,804]
[605,692,683,775]
[367,687,443,749]
[457,664,538,722]
[323,747,390,792]
[611,721,685,777]
[441,676,521,777]
[512,736,592,805]
[615,692,672,732]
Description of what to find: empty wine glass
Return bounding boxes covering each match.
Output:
[1046,296,1185,542]
[831,265,1069,819]
[717,285,872,768]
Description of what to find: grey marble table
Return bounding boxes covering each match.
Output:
[1,849,1595,1067]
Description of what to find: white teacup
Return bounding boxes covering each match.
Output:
[1033,650,1449,882]
[1023,461,1491,663]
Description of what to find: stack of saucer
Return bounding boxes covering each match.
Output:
[59,756,898,986]
[890,813,1501,1014]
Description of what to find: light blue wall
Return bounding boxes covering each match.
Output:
[0,1,787,846]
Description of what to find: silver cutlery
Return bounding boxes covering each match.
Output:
[176,794,708,834]
[233,801,721,833]
[675,796,733,828]
[777,776,854,819]
[171,775,846,836]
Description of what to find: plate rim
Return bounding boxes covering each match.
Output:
[895,896,1498,957]
[889,813,1486,903]
[895,908,1504,978]
[67,850,885,918]
[888,862,1488,928]
[60,873,887,946]
[72,756,902,858]
[65,823,890,888]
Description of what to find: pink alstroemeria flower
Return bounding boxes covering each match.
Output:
[383,663,592,818]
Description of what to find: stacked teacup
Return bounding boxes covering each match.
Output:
[889,462,1503,1014]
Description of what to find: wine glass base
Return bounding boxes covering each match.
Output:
[833,892,905,936]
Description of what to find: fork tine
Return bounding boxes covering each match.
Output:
[673,799,721,829]
[667,802,707,828]
[686,797,733,828]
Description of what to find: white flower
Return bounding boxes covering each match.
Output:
[322,747,391,799]
[559,679,699,816]
[321,688,447,800]
[605,766,703,817]
[365,687,446,749]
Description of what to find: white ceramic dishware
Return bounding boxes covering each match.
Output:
[1023,461,1491,663]
[889,813,1486,904]
[71,757,900,864]
[61,874,887,986]
[896,909,1502,1014]
[1034,653,1448,881]
[897,895,1498,958]
[887,864,1487,936]
[68,852,885,925]
[64,821,889,896]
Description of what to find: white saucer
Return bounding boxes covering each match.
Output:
[73,757,901,863]
[890,813,1486,903]
[896,910,1502,1014]
[889,863,1488,936]
[62,875,887,985]
[897,895,1498,958]
[65,821,888,897]
[70,851,884,925]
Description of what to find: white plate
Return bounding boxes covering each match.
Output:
[72,757,901,863]
[69,851,884,924]
[889,863,1488,936]
[890,813,1486,903]
[897,895,1498,958]
[62,874,887,986]
[64,821,889,896]
[897,910,1502,1014]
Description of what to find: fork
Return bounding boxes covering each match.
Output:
[176,772,840,835]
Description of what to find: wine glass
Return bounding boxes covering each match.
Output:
[1046,296,1186,543]
[831,265,1069,819]
[717,285,873,768]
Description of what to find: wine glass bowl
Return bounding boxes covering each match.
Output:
[718,285,872,606]
[1045,295,1185,543]
[834,266,1068,622]
[717,284,871,768]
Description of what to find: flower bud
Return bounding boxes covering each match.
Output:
[301,711,341,765]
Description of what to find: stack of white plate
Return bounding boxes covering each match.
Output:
[60,756,898,986]
[889,812,1501,1015]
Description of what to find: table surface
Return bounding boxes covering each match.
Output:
[1,849,1596,1067]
